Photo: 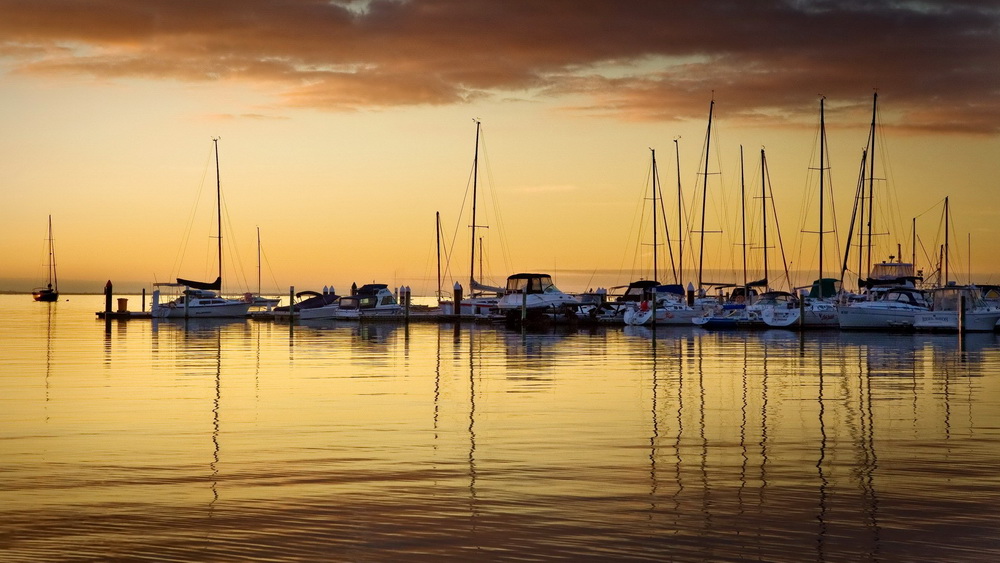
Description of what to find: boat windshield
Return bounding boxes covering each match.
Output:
[506,275,556,294]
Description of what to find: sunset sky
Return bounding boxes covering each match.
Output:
[2,1,998,296]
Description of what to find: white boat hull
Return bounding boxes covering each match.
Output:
[761,302,839,328]
[623,306,700,326]
[154,302,251,318]
[914,311,1000,332]
[837,303,923,330]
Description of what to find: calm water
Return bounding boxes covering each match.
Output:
[3,294,1000,561]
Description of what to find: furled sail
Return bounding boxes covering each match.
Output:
[176,276,221,291]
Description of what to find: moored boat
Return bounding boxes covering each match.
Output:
[150,138,251,319]
[323,283,403,320]
[495,273,580,324]
[914,284,1000,332]
[837,286,929,330]
[32,215,59,302]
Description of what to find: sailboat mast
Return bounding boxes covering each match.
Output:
[761,148,769,289]
[740,147,747,291]
[818,97,826,282]
[698,99,714,291]
[944,196,949,284]
[436,212,442,305]
[48,214,57,291]
[469,120,481,293]
[865,92,878,280]
[213,137,222,288]
[674,138,683,285]
[256,226,261,295]
[651,148,658,281]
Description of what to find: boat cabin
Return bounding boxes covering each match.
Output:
[504,273,561,295]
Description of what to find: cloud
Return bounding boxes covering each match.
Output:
[1,0,997,133]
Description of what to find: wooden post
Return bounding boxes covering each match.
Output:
[104,280,113,314]
[453,282,463,319]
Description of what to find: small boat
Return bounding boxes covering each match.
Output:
[151,138,251,319]
[270,290,340,319]
[914,284,1000,332]
[32,215,59,302]
[619,283,700,326]
[495,273,580,323]
[761,279,841,329]
[837,286,929,330]
[322,283,403,320]
[693,290,797,330]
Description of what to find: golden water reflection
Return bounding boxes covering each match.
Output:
[2,296,999,560]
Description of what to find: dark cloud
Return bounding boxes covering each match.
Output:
[1,0,997,132]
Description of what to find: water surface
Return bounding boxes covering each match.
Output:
[3,295,1000,561]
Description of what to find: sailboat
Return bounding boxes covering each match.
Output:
[618,148,697,326]
[763,97,840,328]
[242,227,280,309]
[152,138,252,318]
[448,120,505,319]
[837,92,929,330]
[32,215,59,302]
[694,147,793,329]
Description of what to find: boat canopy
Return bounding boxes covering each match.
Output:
[808,278,841,299]
[505,273,556,294]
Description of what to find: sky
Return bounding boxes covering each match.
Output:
[2,0,999,296]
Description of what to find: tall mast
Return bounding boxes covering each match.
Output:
[761,148,769,289]
[865,92,878,280]
[944,196,949,284]
[436,212,442,305]
[256,226,261,295]
[213,137,222,288]
[651,148,658,281]
[697,99,714,291]
[47,214,57,291]
[469,120,481,292]
[740,147,747,291]
[818,97,826,282]
[674,138,683,285]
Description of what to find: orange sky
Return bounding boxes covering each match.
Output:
[2,1,999,295]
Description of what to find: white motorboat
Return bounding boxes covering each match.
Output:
[323,283,403,320]
[914,285,1000,332]
[837,287,929,330]
[496,273,579,323]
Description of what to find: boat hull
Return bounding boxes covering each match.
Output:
[913,311,1000,332]
[837,303,924,330]
[32,289,59,302]
[154,302,251,318]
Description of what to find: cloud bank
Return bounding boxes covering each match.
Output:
[1,0,997,132]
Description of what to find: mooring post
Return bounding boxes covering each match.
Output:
[104,280,113,314]
[453,282,463,319]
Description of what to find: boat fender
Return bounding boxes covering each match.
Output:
[640,300,649,312]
